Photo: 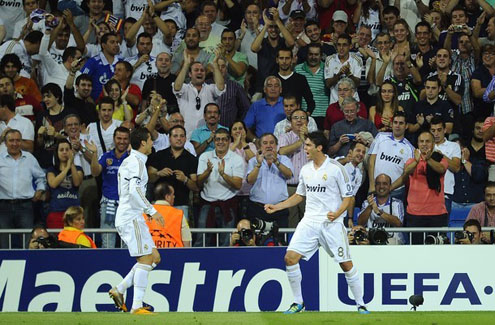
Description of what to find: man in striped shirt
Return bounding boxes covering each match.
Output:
[482,116,495,181]
[294,43,329,129]
[279,109,309,227]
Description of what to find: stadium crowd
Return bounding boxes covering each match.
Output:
[0,0,495,248]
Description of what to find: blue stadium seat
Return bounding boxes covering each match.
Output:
[353,207,361,225]
[448,208,470,227]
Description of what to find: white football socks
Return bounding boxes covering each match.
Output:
[117,262,157,294]
[286,264,304,304]
[344,266,365,306]
[131,263,152,310]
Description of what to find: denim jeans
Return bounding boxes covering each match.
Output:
[194,204,235,247]
[100,197,118,248]
[0,200,34,248]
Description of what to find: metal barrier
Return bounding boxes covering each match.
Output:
[1,227,495,249]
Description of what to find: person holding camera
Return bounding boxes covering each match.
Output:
[358,174,404,245]
[230,219,256,247]
[28,224,51,249]
[347,225,370,245]
[455,219,482,245]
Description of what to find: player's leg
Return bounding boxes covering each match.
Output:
[284,250,305,313]
[339,261,369,314]
[283,219,320,314]
[130,218,158,314]
[320,222,369,314]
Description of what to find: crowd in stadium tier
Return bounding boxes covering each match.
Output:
[2,0,495,248]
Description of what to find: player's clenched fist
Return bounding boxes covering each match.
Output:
[327,211,338,221]
[264,204,279,214]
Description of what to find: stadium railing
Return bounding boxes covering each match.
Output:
[1,227,494,249]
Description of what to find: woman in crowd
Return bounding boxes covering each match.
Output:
[230,120,256,220]
[101,79,133,122]
[46,139,83,228]
[58,206,96,248]
[368,81,403,132]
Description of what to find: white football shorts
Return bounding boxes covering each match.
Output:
[116,217,154,257]
[287,217,351,263]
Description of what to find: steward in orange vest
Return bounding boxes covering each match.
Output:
[58,227,97,248]
[143,201,184,248]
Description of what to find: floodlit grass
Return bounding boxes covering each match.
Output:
[1,312,495,325]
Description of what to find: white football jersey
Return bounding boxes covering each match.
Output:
[370,132,415,184]
[297,156,353,223]
[435,140,461,195]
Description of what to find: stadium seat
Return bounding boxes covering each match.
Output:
[448,208,470,227]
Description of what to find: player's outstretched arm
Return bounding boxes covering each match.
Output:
[264,193,304,214]
[150,212,165,227]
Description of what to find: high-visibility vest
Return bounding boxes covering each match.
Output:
[143,205,184,248]
[58,228,97,248]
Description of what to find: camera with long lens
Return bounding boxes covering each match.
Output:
[454,231,474,243]
[368,228,389,245]
[353,229,368,244]
[425,234,450,245]
[251,218,280,246]
[239,228,254,244]
[34,235,58,248]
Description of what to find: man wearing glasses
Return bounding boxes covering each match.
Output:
[173,50,225,139]
[278,109,311,227]
[274,95,317,140]
[195,128,245,246]
[191,103,228,156]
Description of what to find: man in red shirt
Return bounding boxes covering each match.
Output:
[393,131,448,244]
[323,77,367,138]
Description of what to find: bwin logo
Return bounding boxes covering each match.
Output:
[0,1,21,8]
[380,152,402,164]
[306,184,326,192]
[131,4,146,12]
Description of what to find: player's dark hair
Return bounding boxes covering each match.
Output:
[486,181,495,191]
[337,33,352,44]
[154,181,174,201]
[307,131,328,153]
[277,47,292,57]
[307,42,322,54]
[284,93,300,106]
[116,61,134,75]
[349,141,365,152]
[124,17,137,25]
[201,0,217,12]
[130,127,151,150]
[392,110,407,121]
[41,83,63,104]
[305,20,319,30]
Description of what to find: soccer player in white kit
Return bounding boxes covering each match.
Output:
[265,131,369,314]
[108,128,165,314]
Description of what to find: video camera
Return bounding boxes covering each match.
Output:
[353,227,390,245]
[34,235,86,249]
[424,234,450,245]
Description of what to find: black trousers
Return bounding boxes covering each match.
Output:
[406,213,449,245]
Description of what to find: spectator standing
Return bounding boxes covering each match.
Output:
[196,128,244,246]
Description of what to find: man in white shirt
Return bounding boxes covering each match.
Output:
[196,128,244,246]
[87,97,122,157]
[173,51,225,138]
[0,94,34,152]
[265,131,369,315]
[324,33,362,104]
[125,32,157,89]
[0,0,25,40]
[39,31,83,90]
[274,95,317,140]
[0,30,42,77]
[430,116,461,216]
[109,127,164,315]
[369,111,415,202]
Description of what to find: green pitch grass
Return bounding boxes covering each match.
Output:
[1,312,494,325]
